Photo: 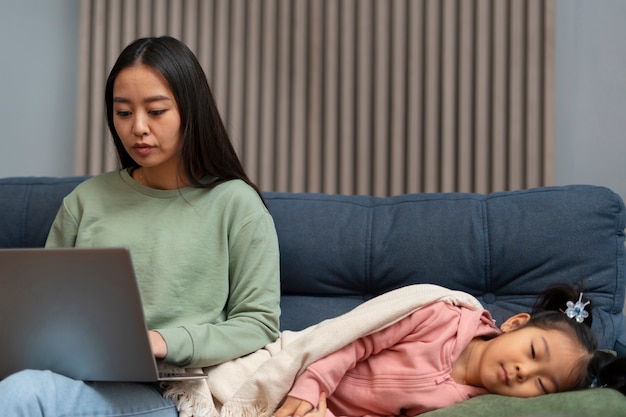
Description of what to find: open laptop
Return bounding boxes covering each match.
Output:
[0,247,208,382]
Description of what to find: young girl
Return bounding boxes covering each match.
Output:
[0,36,281,416]
[275,285,626,417]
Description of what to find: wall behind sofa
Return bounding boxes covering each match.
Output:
[0,0,624,202]
[554,0,626,203]
[0,0,79,178]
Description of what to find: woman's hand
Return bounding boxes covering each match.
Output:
[274,392,327,417]
[148,330,167,358]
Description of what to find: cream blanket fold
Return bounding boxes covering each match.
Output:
[161,284,484,417]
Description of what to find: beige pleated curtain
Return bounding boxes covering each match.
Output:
[75,0,554,196]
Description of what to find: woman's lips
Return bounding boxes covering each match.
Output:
[133,144,153,156]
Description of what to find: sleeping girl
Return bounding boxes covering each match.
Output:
[274,285,626,417]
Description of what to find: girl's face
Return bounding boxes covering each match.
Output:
[473,314,588,397]
[112,64,182,175]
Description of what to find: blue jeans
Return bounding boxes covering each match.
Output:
[0,370,178,416]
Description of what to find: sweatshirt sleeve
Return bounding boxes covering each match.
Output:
[45,198,79,248]
[287,305,442,406]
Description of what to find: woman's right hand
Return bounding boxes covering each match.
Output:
[274,392,327,417]
[148,330,167,358]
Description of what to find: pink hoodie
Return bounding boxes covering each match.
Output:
[287,302,500,416]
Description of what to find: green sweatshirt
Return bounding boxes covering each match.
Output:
[46,169,281,367]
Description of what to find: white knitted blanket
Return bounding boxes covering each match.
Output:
[161,284,484,417]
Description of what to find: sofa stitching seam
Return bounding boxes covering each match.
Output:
[364,201,373,295]
[18,185,32,247]
[481,198,491,293]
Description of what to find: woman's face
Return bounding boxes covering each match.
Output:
[112,64,182,173]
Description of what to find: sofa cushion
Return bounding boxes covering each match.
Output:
[0,177,90,248]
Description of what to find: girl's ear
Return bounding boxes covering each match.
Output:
[500,313,531,332]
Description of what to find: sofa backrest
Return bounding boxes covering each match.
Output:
[0,177,90,248]
[1,177,624,351]
[264,186,626,351]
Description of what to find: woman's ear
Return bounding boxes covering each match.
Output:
[500,313,531,332]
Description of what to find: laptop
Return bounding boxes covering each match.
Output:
[0,247,208,382]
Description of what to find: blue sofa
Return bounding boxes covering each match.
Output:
[2,176,626,416]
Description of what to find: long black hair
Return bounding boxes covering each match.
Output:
[104,36,264,202]
[525,284,626,394]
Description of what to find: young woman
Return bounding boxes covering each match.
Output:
[0,36,281,416]
[275,285,626,417]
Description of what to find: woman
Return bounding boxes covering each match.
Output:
[0,36,281,416]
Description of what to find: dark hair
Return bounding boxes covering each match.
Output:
[524,284,626,395]
[104,36,264,202]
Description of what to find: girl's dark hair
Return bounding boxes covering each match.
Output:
[526,284,626,395]
[104,36,265,203]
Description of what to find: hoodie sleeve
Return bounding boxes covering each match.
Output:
[286,304,446,407]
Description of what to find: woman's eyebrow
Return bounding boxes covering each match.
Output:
[113,95,172,103]
[143,95,171,103]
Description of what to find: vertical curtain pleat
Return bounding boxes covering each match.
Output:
[76,0,554,196]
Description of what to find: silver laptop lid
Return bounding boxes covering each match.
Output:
[0,247,161,382]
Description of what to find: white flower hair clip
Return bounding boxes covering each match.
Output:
[565,293,590,323]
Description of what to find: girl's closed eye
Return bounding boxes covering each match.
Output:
[116,110,131,117]
[538,378,548,394]
[531,343,551,393]
[149,109,166,116]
